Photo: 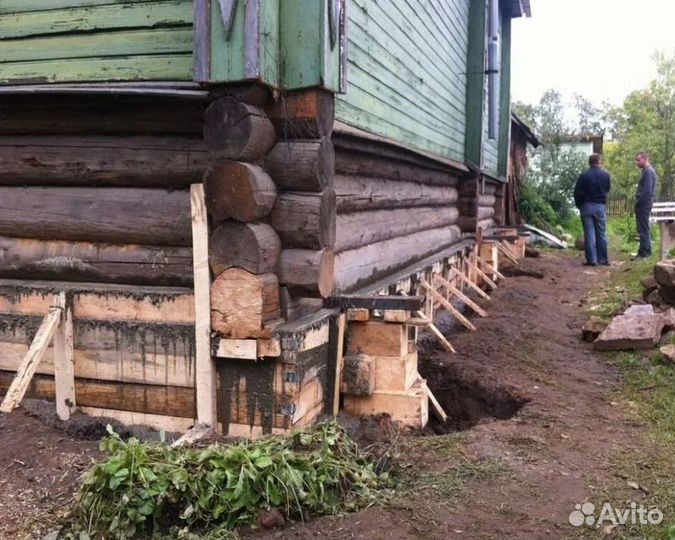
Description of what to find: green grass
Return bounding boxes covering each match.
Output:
[583,227,675,540]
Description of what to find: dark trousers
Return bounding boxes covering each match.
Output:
[635,205,652,257]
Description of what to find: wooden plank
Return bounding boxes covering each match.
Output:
[0,54,193,85]
[473,252,505,281]
[325,295,424,311]
[347,308,370,322]
[464,0,487,166]
[212,338,258,360]
[466,256,498,290]
[0,28,193,63]
[191,184,216,428]
[433,275,487,318]
[53,301,75,421]
[0,1,161,14]
[257,338,281,358]
[0,280,195,324]
[383,310,409,323]
[333,314,346,416]
[421,280,476,332]
[79,406,194,433]
[0,1,193,39]
[497,241,520,264]
[421,377,448,422]
[450,267,491,300]
[0,293,63,413]
[415,310,455,353]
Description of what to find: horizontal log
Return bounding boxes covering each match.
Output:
[0,279,195,324]
[0,236,192,286]
[324,295,424,311]
[457,202,495,219]
[0,316,195,388]
[335,206,459,252]
[278,249,335,298]
[0,136,208,187]
[271,190,336,249]
[335,150,458,186]
[334,226,462,292]
[264,89,334,139]
[264,138,334,191]
[0,370,196,418]
[335,175,458,212]
[209,221,281,275]
[205,97,276,162]
[459,217,495,231]
[0,187,191,246]
[204,161,277,222]
[458,179,478,197]
[211,269,280,338]
[0,94,204,136]
[478,194,497,207]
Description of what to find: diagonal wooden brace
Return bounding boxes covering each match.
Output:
[421,279,477,332]
[434,274,488,317]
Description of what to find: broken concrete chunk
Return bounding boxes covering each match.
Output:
[623,304,654,316]
[661,308,675,332]
[594,311,665,351]
[582,317,608,342]
[659,344,675,364]
[641,275,658,291]
[654,260,675,288]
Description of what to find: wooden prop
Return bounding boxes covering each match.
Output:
[497,241,520,264]
[332,314,346,416]
[450,268,491,300]
[53,300,76,420]
[472,252,505,281]
[420,378,448,422]
[421,280,476,332]
[467,254,498,289]
[433,274,487,317]
[415,310,455,353]
[190,184,216,429]
[0,293,65,413]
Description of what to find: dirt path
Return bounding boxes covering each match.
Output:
[0,250,670,539]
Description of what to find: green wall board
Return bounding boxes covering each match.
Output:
[464,0,487,167]
[497,14,512,178]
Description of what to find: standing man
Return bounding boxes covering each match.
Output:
[633,151,657,260]
[574,153,611,266]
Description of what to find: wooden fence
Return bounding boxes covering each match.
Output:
[606,195,633,218]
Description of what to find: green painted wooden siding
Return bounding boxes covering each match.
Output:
[0,1,193,84]
[335,0,470,163]
[481,11,502,177]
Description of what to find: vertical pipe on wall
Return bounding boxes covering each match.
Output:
[487,0,500,140]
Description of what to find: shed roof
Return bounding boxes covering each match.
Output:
[511,112,543,148]
[509,0,532,18]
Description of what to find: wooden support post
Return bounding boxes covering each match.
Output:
[497,241,519,265]
[421,280,477,332]
[451,268,491,300]
[332,314,346,416]
[420,377,448,422]
[473,251,505,281]
[415,311,456,353]
[467,254,498,289]
[191,183,216,429]
[0,293,64,413]
[53,296,75,421]
[434,274,488,317]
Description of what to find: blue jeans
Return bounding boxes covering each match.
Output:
[580,202,608,264]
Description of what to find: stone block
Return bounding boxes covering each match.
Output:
[654,260,675,288]
[594,312,664,351]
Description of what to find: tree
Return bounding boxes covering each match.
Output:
[605,52,675,199]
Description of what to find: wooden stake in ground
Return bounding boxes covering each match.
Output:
[450,268,491,300]
[421,279,477,332]
[191,183,217,429]
[53,299,76,420]
[416,310,456,353]
[0,293,65,413]
[467,255,498,290]
[497,241,520,265]
[472,252,505,281]
[332,314,346,416]
[420,377,448,422]
[434,274,487,317]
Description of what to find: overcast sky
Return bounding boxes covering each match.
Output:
[511,0,675,107]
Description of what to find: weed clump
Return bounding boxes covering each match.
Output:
[70,422,387,539]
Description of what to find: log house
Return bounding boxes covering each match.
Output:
[0,0,532,434]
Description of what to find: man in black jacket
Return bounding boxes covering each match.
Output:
[633,151,657,260]
[574,153,611,266]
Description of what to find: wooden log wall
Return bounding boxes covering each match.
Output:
[457,177,501,232]
[0,94,208,287]
[331,134,462,292]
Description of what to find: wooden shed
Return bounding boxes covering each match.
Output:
[0,0,531,435]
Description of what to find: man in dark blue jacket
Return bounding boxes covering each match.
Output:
[574,153,611,266]
[633,151,657,260]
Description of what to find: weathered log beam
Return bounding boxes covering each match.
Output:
[204,161,277,222]
[264,138,334,191]
[324,295,425,311]
[334,226,462,292]
[335,150,458,186]
[334,175,458,212]
[0,236,192,286]
[209,221,281,275]
[271,190,336,249]
[210,268,280,338]
[0,187,191,246]
[205,97,276,161]
[278,248,335,298]
[459,217,495,231]
[335,206,459,252]
[478,194,497,207]
[264,89,335,139]
[0,136,208,187]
